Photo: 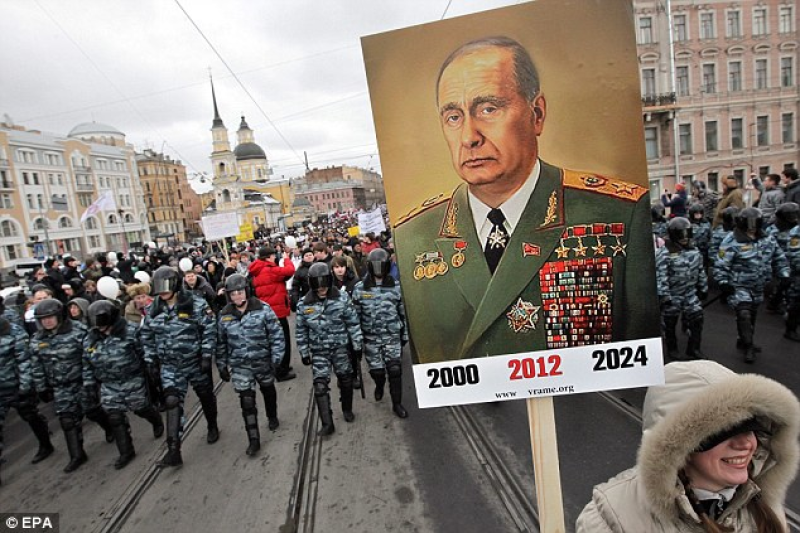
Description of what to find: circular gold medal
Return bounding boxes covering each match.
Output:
[424,262,438,279]
[451,252,465,268]
[413,265,425,281]
[436,261,449,275]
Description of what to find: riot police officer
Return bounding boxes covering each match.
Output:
[652,204,667,240]
[709,206,739,273]
[30,299,115,473]
[0,315,53,484]
[140,266,218,467]
[656,218,708,360]
[766,202,799,311]
[296,262,362,436]
[714,207,791,362]
[352,248,409,418]
[785,222,800,341]
[688,203,711,267]
[216,274,285,457]
[83,301,163,469]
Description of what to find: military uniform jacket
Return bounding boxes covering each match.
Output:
[139,291,216,368]
[217,297,285,370]
[766,225,792,253]
[394,161,660,363]
[714,230,790,294]
[708,227,730,269]
[295,288,362,358]
[351,278,408,343]
[30,319,87,389]
[83,319,145,387]
[691,220,711,253]
[0,319,34,395]
[655,242,707,311]
[785,226,800,295]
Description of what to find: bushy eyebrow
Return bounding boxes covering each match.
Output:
[439,95,510,118]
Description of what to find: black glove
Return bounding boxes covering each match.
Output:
[200,357,212,374]
[38,388,54,403]
[719,284,735,297]
[698,291,708,301]
[779,277,791,290]
[218,366,231,382]
[301,355,312,366]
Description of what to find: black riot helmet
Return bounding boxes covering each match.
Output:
[688,203,705,222]
[735,207,763,233]
[308,262,332,291]
[775,202,799,232]
[88,300,120,329]
[224,274,250,302]
[721,206,740,231]
[366,248,391,279]
[152,266,179,295]
[651,204,666,222]
[667,217,693,246]
[34,299,63,328]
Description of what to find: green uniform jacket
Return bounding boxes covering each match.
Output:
[394,161,660,364]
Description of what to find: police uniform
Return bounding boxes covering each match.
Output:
[0,319,53,481]
[217,297,285,454]
[708,226,731,272]
[393,162,660,363]
[784,226,800,341]
[691,219,712,261]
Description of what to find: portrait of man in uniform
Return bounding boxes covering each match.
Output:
[363,2,661,365]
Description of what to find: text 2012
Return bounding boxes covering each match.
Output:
[508,355,563,380]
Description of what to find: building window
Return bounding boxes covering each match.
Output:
[26,194,35,209]
[783,113,795,144]
[674,14,688,42]
[731,118,744,149]
[89,235,101,248]
[755,59,768,89]
[700,12,715,39]
[705,121,719,152]
[728,61,742,92]
[85,217,98,230]
[779,6,794,33]
[756,115,769,146]
[753,7,768,36]
[676,65,689,94]
[642,68,656,97]
[645,127,659,159]
[702,64,716,93]
[708,172,719,191]
[679,124,693,155]
[639,17,653,44]
[781,57,794,87]
[3,245,19,261]
[58,217,72,228]
[726,10,741,37]
[0,194,12,209]
[0,220,17,237]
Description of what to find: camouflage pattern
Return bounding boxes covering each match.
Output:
[351,280,408,371]
[139,292,216,400]
[691,220,712,257]
[787,226,800,302]
[652,220,667,240]
[766,224,793,253]
[708,227,731,270]
[714,230,790,307]
[0,320,36,395]
[296,288,361,380]
[83,319,149,413]
[29,319,90,416]
[655,243,707,318]
[2,308,23,329]
[216,298,285,391]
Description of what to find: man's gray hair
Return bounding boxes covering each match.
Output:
[436,36,540,105]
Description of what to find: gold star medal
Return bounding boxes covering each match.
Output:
[506,297,540,333]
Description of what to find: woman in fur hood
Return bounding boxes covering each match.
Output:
[577,360,799,532]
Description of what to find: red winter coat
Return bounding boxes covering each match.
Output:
[248,258,295,319]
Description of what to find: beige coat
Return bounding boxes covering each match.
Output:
[577,361,800,532]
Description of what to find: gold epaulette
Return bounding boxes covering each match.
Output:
[563,169,647,202]
[395,192,452,226]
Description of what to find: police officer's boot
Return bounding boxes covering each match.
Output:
[785,304,800,342]
[85,406,115,443]
[339,375,355,423]
[349,350,362,390]
[736,308,757,363]
[109,412,135,469]
[663,315,679,358]
[261,384,279,431]
[387,362,408,419]
[27,413,54,464]
[240,391,260,457]
[313,379,335,436]
[135,405,164,439]
[197,387,220,444]
[158,402,183,468]
[60,415,88,473]
[685,315,705,360]
[370,369,386,401]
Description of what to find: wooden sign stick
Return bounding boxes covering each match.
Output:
[527,396,566,532]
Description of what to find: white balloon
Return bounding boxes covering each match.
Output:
[134,271,151,284]
[179,257,194,272]
[107,252,118,263]
[147,241,157,249]
[284,236,297,249]
[97,276,120,299]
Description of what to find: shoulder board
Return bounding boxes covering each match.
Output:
[562,169,647,202]
[395,191,452,227]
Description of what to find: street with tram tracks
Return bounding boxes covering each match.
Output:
[1,292,798,533]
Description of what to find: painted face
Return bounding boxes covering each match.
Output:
[437,46,545,192]
[685,431,758,491]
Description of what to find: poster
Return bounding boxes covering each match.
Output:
[362,0,663,406]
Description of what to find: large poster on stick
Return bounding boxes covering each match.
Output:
[362,0,664,409]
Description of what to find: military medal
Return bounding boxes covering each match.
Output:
[487,228,508,249]
[424,262,438,279]
[451,241,467,268]
[522,242,540,257]
[413,265,425,280]
[506,297,540,333]
[436,261,449,275]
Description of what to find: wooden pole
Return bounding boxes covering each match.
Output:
[527,397,566,532]
[220,240,230,265]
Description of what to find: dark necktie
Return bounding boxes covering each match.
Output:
[484,208,509,274]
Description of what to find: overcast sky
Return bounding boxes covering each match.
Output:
[1,0,523,193]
